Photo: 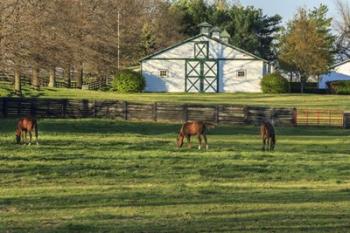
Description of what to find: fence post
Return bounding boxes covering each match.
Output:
[271,108,275,124]
[243,106,249,125]
[63,99,67,118]
[183,104,188,122]
[94,100,97,118]
[1,98,6,118]
[215,105,219,124]
[292,108,297,127]
[343,112,350,129]
[124,101,128,120]
[31,98,37,117]
[153,102,157,122]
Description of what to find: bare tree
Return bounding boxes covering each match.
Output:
[336,0,350,59]
[0,0,185,92]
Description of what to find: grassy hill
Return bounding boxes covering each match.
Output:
[0,119,350,232]
[2,82,350,109]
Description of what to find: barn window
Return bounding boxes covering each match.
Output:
[160,70,168,77]
[237,70,246,77]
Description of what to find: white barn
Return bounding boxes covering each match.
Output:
[319,59,350,89]
[141,22,272,93]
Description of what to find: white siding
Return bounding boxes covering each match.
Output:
[220,60,264,93]
[141,35,267,93]
[334,61,350,75]
[153,36,254,60]
[143,59,185,92]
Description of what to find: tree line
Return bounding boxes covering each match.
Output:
[1,0,350,94]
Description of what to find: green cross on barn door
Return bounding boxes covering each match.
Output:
[185,59,218,93]
[194,42,209,59]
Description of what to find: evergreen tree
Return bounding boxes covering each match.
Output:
[171,1,281,60]
[140,23,157,57]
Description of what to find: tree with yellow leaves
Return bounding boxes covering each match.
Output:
[278,7,335,93]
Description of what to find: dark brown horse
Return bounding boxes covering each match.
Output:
[177,121,214,150]
[260,120,275,151]
[16,117,39,145]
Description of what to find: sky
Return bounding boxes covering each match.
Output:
[238,0,339,24]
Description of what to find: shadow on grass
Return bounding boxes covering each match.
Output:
[2,187,350,210]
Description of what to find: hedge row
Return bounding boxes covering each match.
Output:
[327,80,350,95]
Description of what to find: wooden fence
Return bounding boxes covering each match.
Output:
[0,97,296,126]
[0,73,109,90]
[296,109,344,127]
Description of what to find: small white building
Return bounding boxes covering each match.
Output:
[141,22,272,93]
[319,59,350,89]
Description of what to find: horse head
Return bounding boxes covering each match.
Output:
[177,133,184,148]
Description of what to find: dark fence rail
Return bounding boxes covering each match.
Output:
[0,97,296,126]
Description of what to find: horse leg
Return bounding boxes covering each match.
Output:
[270,137,274,151]
[262,137,266,151]
[197,134,202,150]
[28,131,32,146]
[20,130,24,144]
[187,135,192,149]
[203,134,208,150]
[24,131,28,144]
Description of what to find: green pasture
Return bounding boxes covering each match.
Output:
[0,119,350,232]
[2,82,350,110]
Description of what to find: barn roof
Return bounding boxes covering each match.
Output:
[331,59,350,69]
[140,34,268,62]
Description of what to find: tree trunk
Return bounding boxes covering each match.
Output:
[289,72,292,93]
[48,67,56,88]
[32,66,40,90]
[65,65,71,88]
[300,81,304,93]
[75,63,83,89]
[14,68,21,96]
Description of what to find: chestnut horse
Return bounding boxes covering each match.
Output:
[260,120,275,151]
[177,121,214,150]
[16,117,39,145]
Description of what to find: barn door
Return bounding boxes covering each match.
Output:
[185,59,218,93]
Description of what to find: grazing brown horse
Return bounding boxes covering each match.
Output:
[16,117,39,145]
[260,120,275,151]
[177,121,214,150]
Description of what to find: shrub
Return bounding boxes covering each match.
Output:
[327,80,350,95]
[261,72,288,94]
[112,70,145,93]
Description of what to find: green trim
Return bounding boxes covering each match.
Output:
[140,34,268,62]
[217,61,220,93]
[184,60,187,91]
[194,41,209,59]
[185,59,218,93]
[331,59,350,69]
[142,58,260,61]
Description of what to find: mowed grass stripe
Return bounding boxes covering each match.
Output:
[3,83,350,109]
[1,118,350,232]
